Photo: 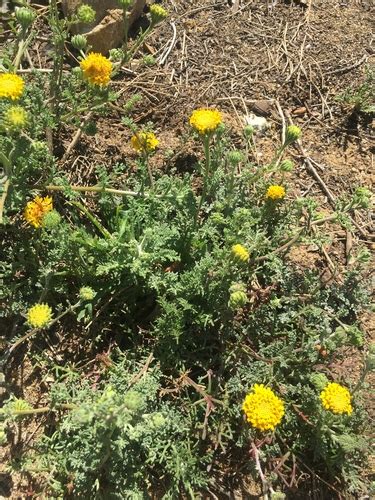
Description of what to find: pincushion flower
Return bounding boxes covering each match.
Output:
[150,4,168,24]
[24,195,53,228]
[3,105,28,131]
[320,382,352,415]
[266,185,286,200]
[231,244,249,263]
[189,108,222,135]
[80,53,112,86]
[27,303,53,328]
[131,131,159,153]
[0,73,24,100]
[243,384,285,431]
[285,125,301,143]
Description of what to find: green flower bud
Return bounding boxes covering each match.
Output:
[71,34,87,51]
[117,0,132,8]
[285,125,301,144]
[2,105,28,132]
[271,493,286,500]
[143,54,156,66]
[243,125,254,138]
[227,150,243,165]
[79,286,96,301]
[228,290,248,310]
[31,140,48,153]
[109,48,124,62]
[150,412,166,428]
[123,391,144,412]
[149,4,168,25]
[210,212,226,225]
[310,372,329,391]
[42,210,61,229]
[280,159,294,172]
[15,7,36,30]
[77,4,96,24]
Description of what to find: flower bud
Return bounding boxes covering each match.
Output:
[109,48,124,62]
[79,286,96,301]
[285,125,301,144]
[42,209,61,229]
[76,4,96,24]
[71,34,87,51]
[117,0,132,8]
[2,105,28,132]
[124,391,144,412]
[243,125,254,138]
[280,159,294,172]
[15,7,36,30]
[227,150,243,165]
[310,372,329,391]
[149,4,168,25]
[228,284,248,310]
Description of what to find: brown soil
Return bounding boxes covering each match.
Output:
[1,0,374,498]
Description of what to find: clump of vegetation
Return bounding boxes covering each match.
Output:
[0,2,373,498]
[337,65,375,114]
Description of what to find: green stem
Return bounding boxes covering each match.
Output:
[4,403,76,416]
[46,183,149,197]
[70,201,112,239]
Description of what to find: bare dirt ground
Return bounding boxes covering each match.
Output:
[0,0,374,498]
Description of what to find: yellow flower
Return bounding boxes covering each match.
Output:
[189,108,222,135]
[131,131,159,154]
[3,105,28,131]
[320,382,352,415]
[243,384,285,431]
[24,195,53,228]
[231,244,249,263]
[80,53,112,86]
[0,73,24,100]
[150,4,168,24]
[266,185,286,200]
[27,303,53,328]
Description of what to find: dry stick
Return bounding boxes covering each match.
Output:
[285,111,370,239]
[251,441,274,499]
[61,112,93,163]
[158,22,177,65]
[325,54,368,76]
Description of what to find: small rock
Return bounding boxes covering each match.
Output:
[62,0,146,54]
[250,100,272,117]
[244,113,270,132]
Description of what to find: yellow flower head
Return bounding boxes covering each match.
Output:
[320,382,352,415]
[24,195,53,228]
[131,131,159,154]
[3,105,28,131]
[189,108,222,135]
[150,4,168,24]
[0,73,24,100]
[266,185,286,201]
[231,244,249,263]
[243,384,285,431]
[80,53,112,86]
[27,303,53,328]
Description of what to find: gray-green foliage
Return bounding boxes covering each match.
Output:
[33,356,209,498]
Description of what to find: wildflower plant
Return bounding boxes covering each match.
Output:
[0,2,373,497]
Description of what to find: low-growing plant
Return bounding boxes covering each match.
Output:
[0,2,373,498]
